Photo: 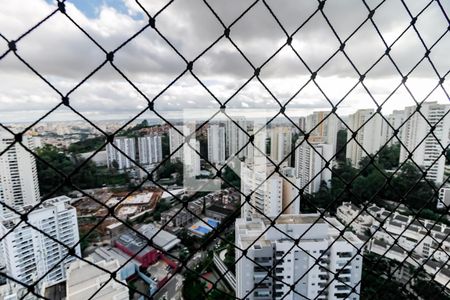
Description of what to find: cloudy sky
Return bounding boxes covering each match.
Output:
[0,0,448,125]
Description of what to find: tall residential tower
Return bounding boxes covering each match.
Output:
[399,102,450,183]
[0,134,40,217]
[207,124,226,165]
[236,215,363,300]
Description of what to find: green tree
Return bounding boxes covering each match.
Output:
[208,289,234,300]
[386,162,436,209]
[335,129,347,162]
[377,143,400,169]
[221,165,240,189]
[290,133,300,166]
[182,270,206,300]
[412,274,450,299]
[157,160,183,178]
[36,145,77,195]
[161,134,170,157]
[330,159,358,204]
[361,253,412,299]
[223,242,236,273]
[68,136,105,153]
[352,167,386,203]
[312,181,332,209]
[36,145,130,196]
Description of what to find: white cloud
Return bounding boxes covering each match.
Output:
[0,0,448,125]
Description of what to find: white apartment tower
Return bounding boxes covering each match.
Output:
[346,109,383,167]
[305,111,338,154]
[241,163,300,218]
[399,102,450,184]
[226,117,248,159]
[381,110,404,146]
[0,196,80,287]
[137,135,162,165]
[236,215,363,300]
[184,139,201,177]
[207,124,226,164]
[270,127,293,166]
[298,117,306,132]
[169,126,185,162]
[294,140,333,194]
[437,188,450,210]
[106,136,136,170]
[0,134,40,216]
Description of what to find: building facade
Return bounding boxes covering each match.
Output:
[169,126,185,162]
[437,188,450,210]
[346,109,383,167]
[106,136,136,170]
[241,163,300,218]
[381,110,404,146]
[399,102,450,184]
[236,215,363,300]
[184,139,200,177]
[0,196,80,287]
[226,117,248,159]
[270,127,293,167]
[207,124,226,165]
[0,134,40,217]
[294,140,333,194]
[305,111,338,155]
[138,135,163,165]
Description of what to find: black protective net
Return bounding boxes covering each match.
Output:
[0,0,449,299]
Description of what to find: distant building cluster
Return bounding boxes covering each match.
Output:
[346,102,450,183]
[106,134,163,171]
[0,130,183,300]
[1,100,450,300]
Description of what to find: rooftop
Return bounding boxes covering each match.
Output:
[275,214,325,225]
[136,223,181,252]
[66,259,128,300]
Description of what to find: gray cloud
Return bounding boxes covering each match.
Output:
[0,0,448,123]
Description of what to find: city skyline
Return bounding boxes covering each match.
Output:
[0,0,449,299]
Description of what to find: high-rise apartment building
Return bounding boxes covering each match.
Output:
[298,117,306,132]
[184,139,201,177]
[270,127,292,166]
[437,188,450,210]
[169,125,185,162]
[106,136,136,170]
[399,102,450,183]
[305,111,338,154]
[381,110,404,146]
[169,125,201,176]
[226,117,248,159]
[0,134,40,217]
[0,196,80,287]
[346,109,383,167]
[207,124,226,165]
[241,163,300,218]
[137,135,162,165]
[236,215,363,300]
[294,140,333,194]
